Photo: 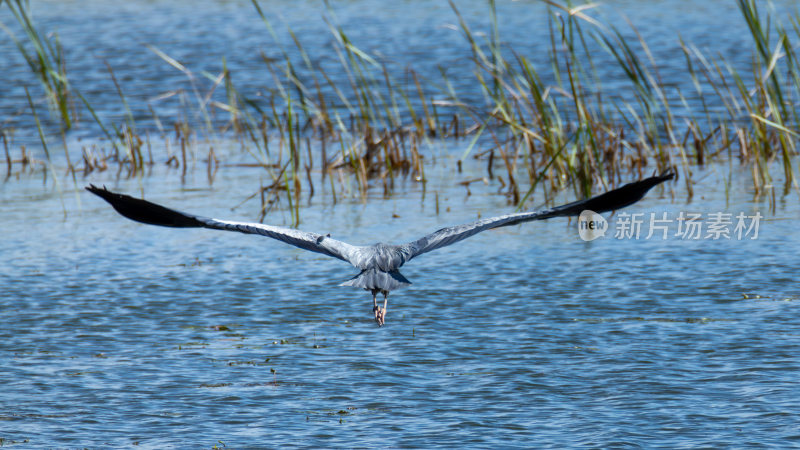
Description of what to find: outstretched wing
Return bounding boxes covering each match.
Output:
[86,185,360,264]
[401,170,674,260]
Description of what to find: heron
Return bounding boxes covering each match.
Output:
[87,169,673,326]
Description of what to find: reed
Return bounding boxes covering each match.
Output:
[6,0,800,220]
[3,0,74,130]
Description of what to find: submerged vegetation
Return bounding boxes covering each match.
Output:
[2,0,799,221]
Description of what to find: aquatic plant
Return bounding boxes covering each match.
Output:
[3,0,74,130]
[4,0,800,218]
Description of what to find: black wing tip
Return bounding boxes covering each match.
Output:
[85,184,204,228]
[655,167,676,183]
[619,167,675,191]
[87,184,125,198]
[555,167,675,216]
[85,184,117,202]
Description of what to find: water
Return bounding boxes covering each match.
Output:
[2,0,797,143]
[1,163,798,447]
[3,0,800,447]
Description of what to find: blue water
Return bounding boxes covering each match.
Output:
[3,0,800,447]
[2,0,797,143]
[2,163,799,447]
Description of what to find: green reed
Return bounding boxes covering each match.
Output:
[3,0,74,130]
[6,0,800,219]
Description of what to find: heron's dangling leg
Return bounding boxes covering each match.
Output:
[370,290,389,326]
[371,289,380,324]
[379,292,388,326]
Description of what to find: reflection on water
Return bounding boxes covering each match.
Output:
[1,162,799,446]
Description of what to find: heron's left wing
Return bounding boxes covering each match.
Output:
[400,170,674,261]
[86,185,360,264]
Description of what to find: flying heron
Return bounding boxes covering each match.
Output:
[87,170,673,326]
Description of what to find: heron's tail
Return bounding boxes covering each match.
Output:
[340,269,411,292]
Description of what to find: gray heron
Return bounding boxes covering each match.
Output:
[87,170,673,326]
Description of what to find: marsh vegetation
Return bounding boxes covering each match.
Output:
[2,0,798,221]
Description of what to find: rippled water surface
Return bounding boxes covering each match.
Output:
[2,165,799,447]
[2,0,798,141]
[3,0,800,447]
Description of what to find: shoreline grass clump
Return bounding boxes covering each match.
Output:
[3,0,799,221]
[3,0,75,130]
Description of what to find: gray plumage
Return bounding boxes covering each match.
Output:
[87,170,673,324]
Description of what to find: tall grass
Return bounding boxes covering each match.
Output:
[5,0,800,220]
[3,0,74,130]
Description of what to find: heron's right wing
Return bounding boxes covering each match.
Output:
[400,170,674,261]
[86,185,360,264]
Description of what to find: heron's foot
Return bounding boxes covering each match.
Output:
[373,306,386,326]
